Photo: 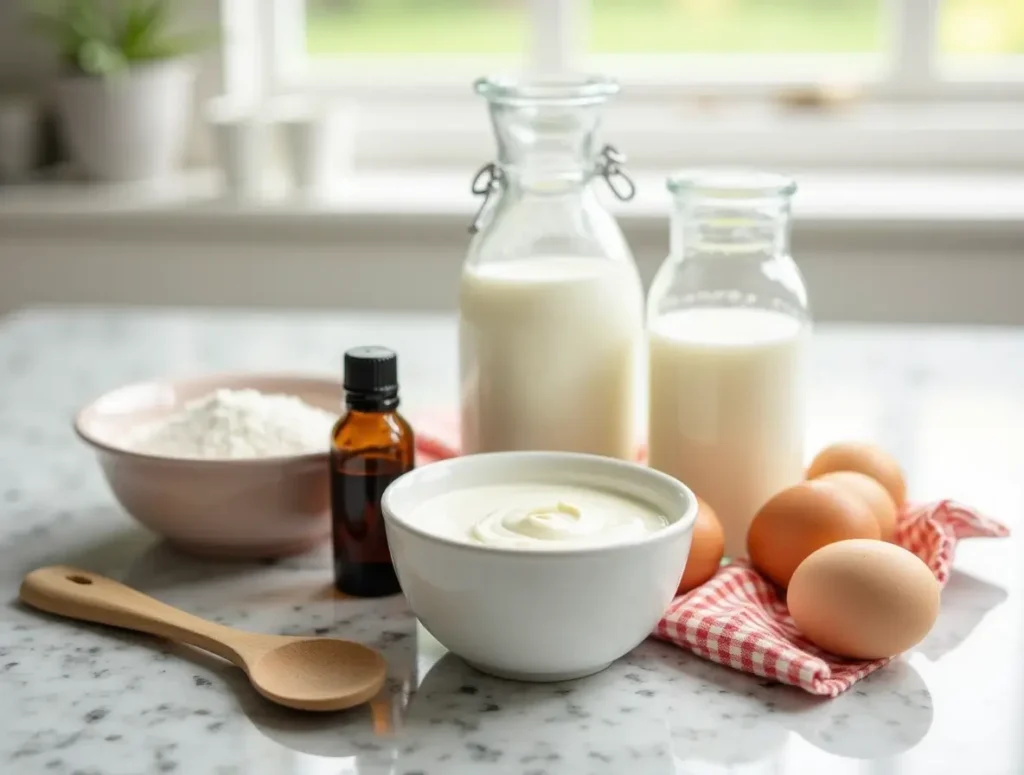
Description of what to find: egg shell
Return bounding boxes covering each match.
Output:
[816,470,898,541]
[787,539,940,660]
[677,496,725,594]
[807,442,907,506]
[747,480,880,588]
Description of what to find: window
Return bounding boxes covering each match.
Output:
[220,1,1024,171]
[305,0,529,57]
[939,0,1024,58]
[590,0,885,55]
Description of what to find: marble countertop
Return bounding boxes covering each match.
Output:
[0,308,1021,775]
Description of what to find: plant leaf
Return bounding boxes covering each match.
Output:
[78,37,128,76]
[27,0,100,70]
[119,0,169,59]
[133,29,219,59]
[25,0,215,72]
[65,0,113,44]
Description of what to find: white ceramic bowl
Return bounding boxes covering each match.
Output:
[382,452,697,682]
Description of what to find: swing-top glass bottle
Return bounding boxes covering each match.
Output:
[460,74,644,459]
[646,170,812,558]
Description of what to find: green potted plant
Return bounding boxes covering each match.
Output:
[30,0,214,182]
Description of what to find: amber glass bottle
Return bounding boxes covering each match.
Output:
[331,346,414,597]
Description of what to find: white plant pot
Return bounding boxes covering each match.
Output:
[206,97,269,201]
[272,95,358,200]
[54,59,196,183]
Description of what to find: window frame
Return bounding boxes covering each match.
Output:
[220,0,1024,171]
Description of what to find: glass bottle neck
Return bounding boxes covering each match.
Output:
[489,104,602,188]
[669,197,792,262]
[502,171,596,197]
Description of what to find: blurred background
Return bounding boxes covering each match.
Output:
[305,0,1023,57]
[0,0,1022,323]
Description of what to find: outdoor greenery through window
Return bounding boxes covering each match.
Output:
[589,0,884,54]
[303,0,1024,60]
[939,0,1024,56]
[305,0,528,56]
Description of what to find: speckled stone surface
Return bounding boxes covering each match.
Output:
[0,309,1021,775]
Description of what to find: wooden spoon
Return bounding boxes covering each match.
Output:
[20,565,387,712]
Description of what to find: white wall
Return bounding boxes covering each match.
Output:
[0,4,55,91]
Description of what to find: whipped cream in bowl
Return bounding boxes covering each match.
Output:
[381,452,697,682]
[409,482,669,550]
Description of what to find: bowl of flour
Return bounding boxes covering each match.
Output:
[75,374,340,558]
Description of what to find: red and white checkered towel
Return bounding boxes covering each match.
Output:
[655,500,1008,696]
[413,413,1011,697]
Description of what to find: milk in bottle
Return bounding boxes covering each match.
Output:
[647,171,812,557]
[460,76,644,459]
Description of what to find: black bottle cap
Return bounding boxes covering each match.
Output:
[344,346,399,396]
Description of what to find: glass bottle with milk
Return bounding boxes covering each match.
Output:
[647,171,811,558]
[460,75,644,459]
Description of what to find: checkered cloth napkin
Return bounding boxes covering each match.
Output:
[413,413,1010,697]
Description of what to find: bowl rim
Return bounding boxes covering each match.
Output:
[74,371,341,467]
[381,451,698,558]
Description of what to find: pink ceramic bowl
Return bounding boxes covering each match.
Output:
[75,373,341,558]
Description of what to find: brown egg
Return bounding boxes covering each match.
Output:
[747,480,880,588]
[806,442,907,506]
[677,497,725,594]
[816,471,898,541]
[788,539,940,660]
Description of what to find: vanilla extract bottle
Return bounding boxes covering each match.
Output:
[331,347,414,597]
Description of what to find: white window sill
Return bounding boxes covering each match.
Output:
[351,99,1024,169]
[2,167,1023,326]
[0,168,1023,241]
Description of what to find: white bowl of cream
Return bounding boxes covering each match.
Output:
[382,452,697,682]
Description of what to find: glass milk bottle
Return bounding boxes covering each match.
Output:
[460,75,644,459]
[647,171,812,558]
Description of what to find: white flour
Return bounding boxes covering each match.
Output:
[127,388,337,460]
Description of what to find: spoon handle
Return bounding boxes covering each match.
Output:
[20,565,255,667]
